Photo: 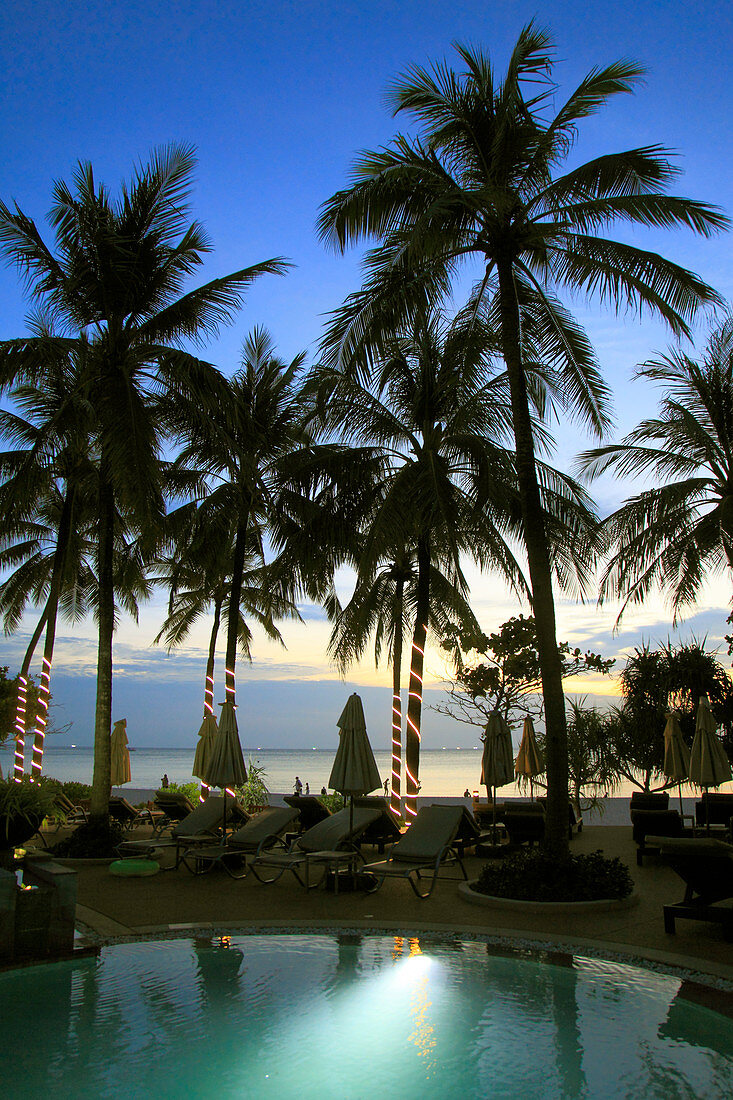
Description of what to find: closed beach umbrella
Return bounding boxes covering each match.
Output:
[329,692,381,833]
[193,713,218,785]
[662,710,690,815]
[110,719,131,787]
[481,711,514,840]
[690,695,732,830]
[203,701,247,835]
[515,716,545,799]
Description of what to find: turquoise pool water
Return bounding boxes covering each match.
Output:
[2,934,733,1099]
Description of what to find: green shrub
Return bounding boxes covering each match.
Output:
[0,777,59,846]
[475,849,634,902]
[158,780,200,805]
[52,818,125,859]
[235,759,270,812]
[319,792,347,814]
[61,780,92,803]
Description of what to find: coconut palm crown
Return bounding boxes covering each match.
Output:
[579,314,733,622]
[318,24,727,854]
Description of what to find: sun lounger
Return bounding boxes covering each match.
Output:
[631,809,690,865]
[431,804,493,856]
[117,795,248,868]
[47,791,88,833]
[153,791,197,834]
[648,834,733,941]
[283,794,332,832]
[249,806,382,889]
[108,796,159,830]
[498,803,546,847]
[180,807,301,878]
[361,804,467,898]
[695,793,733,834]
[352,796,402,853]
[629,791,669,817]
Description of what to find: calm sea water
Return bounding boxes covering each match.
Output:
[2,745,490,797]
[1,743,724,806]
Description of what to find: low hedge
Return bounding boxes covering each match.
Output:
[51,818,125,859]
[475,849,634,903]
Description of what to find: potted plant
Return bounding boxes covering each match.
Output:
[0,778,59,866]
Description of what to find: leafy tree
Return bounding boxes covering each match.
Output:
[0,145,288,818]
[607,639,733,790]
[436,614,614,730]
[580,314,733,621]
[318,25,725,853]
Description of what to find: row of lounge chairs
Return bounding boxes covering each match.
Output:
[115,797,475,898]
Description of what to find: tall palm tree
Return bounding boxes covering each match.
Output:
[164,327,308,709]
[0,145,289,818]
[309,311,595,819]
[318,26,725,853]
[579,315,733,621]
[0,339,100,778]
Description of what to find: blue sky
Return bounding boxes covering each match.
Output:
[1,1,732,751]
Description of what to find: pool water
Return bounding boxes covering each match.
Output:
[2,934,733,1099]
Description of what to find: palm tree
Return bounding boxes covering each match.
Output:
[0,338,99,778]
[579,315,733,621]
[163,327,308,709]
[309,311,595,819]
[328,545,481,817]
[318,26,725,853]
[0,145,289,818]
[153,502,300,717]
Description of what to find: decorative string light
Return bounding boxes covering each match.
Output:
[30,657,51,779]
[13,676,27,782]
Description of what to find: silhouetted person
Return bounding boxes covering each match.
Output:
[294,776,303,796]
[305,782,310,795]
[321,786,327,795]
[161,774,169,789]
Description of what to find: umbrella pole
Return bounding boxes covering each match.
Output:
[678,782,684,819]
[491,784,497,845]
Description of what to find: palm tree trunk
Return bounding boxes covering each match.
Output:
[91,467,115,819]
[204,598,222,717]
[11,610,48,781]
[497,257,570,859]
[390,577,404,817]
[224,513,249,704]
[30,485,76,779]
[404,536,430,823]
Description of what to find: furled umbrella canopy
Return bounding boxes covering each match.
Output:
[110,719,131,787]
[329,693,381,834]
[203,701,247,836]
[481,711,514,842]
[515,716,545,798]
[329,693,382,796]
[205,702,247,791]
[662,710,690,815]
[690,695,731,789]
[193,714,218,784]
[481,711,514,792]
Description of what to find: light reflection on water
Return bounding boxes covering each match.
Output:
[1,935,732,1099]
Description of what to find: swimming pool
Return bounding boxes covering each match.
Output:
[2,934,732,1098]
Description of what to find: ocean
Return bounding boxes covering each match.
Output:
[0,743,723,806]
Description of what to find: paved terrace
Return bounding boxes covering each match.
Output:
[47,822,733,988]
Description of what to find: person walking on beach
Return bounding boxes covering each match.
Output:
[305,782,310,795]
[161,774,169,789]
[294,776,303,797]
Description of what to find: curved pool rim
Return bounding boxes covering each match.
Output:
[63,917,733,1016]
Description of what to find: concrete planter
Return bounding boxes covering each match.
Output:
[459,880,640,914]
